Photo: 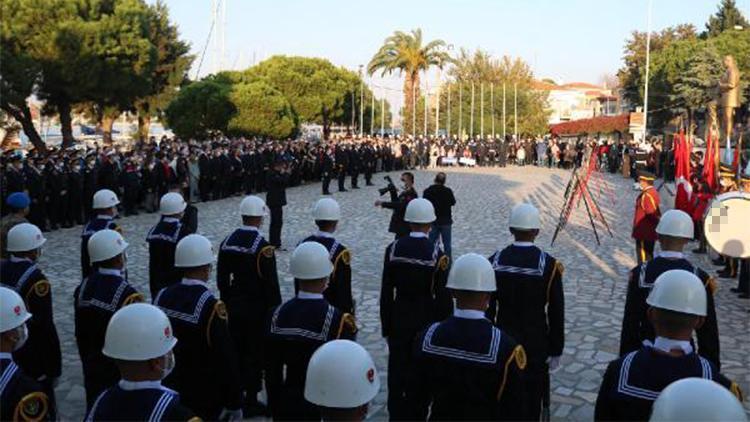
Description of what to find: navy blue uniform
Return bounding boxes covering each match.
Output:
[595,346,742,421]
[488,242,565,420]
[0,257,61,416]
[380,233,451,419]
[265,295,357,421]
[154,279,242,420]
[80,215,120,279]
[74,268,144,409]
[146,216,193,298]
[409,312,527,421]
[619,253,720,368]
[0,354,50,421]
[217,227,281,404]
[86,380,196,421]
[300,232,354,314]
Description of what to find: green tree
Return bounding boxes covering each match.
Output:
[164,79,234,139]
[705,0,749,37]
[367,29,453,136]
[672,43,723,130]
[441,49,549,137]
[228,81,297,139]
[135,0,193,142]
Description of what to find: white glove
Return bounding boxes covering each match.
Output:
[547,355,562,373]
[218,407,243,421]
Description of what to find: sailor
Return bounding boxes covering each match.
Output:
[154,234,243,420]
[409,253,527,420]
[300,198,354,314]
[632,171,661,264]
[649,378,747,422]
[147,192,193,298]
[85,303,197,421]
[75,229,144,409]
[304,340,380,422]
[0,287,50,422]
[81,189,121,279]
[217,195,281,416]
[620,209,720,368]
[595,270,743,421]
[380,198,451,419]
[0,223,61,418]
[487,203,565,420]
[265,242,357,421]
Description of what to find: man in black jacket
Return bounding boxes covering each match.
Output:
[375,172,418,239]
[265,159,290,249]
[422,172,456,258]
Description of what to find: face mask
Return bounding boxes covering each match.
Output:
[13,324,28,351]
[161,351,175,379]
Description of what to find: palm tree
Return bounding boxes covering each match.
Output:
[368,29,452,135]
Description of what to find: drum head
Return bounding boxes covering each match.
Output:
[704,192,750,258]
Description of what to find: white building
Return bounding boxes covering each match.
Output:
[534,81,619,124]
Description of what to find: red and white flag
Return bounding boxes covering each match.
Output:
[674,132,692,212]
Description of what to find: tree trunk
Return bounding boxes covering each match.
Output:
[322,105,330,140]
[138,114,151,142]
[59,101,75,148]
[102,115,115,145]
[2,105,46,152]
[403,70,420,136]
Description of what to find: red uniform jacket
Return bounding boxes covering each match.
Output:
[632,186,661,241]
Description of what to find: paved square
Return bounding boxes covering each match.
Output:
[40,166,750,420]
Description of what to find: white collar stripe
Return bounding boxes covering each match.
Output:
[0,362,18,397]
[421,323,501,364]
[270,303,334,341]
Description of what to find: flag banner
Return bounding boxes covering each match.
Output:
[674,132,692,212]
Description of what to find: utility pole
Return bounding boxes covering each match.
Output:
[514,83,518,140]
[643,0,653,140]
[470,82,475,137]
[447,85,451,139]
[459,83,463,139]
[480,83,484,139]
[359,65,364,136]
[381,93,385,136]
[424,81,428,137]
[502,83,506,139]
[370,84,375,135]
[435,69,441,137]
[491,83,495,137]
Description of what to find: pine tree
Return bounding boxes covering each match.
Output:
[705,0,750,37]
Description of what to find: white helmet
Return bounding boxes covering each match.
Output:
[646,270,706,316]
[88,229,129,264]
[656,209,694,239]
[446,253,495,292]
[240,195,267,217]
[650,378,747,422]
[6,223,46,252]
[304,340,380,408]
[312,198,341,221]
[0,286,32,332]
[290,242,333,280]
[509,203,541,230]
[93,189,120,209]
[160,192,187,215]
[404,198,436,224]
[103,303,177,361]
[174,234,214,268]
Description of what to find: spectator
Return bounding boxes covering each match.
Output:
[422,172,456,258]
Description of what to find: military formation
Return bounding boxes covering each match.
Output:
[0,151,748,421]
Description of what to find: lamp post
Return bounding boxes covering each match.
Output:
[359,65,364,136]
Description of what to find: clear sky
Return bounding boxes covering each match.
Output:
[155,0,749,109]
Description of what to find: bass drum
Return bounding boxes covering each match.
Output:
[704,191,750,258]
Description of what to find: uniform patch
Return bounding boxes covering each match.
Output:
[513,345,527,370]
[33,280,50,297]
[123,293,145,306]
[15,392,48,421]
[555,261,565,276]
[730,382,744,402]
[215,301,228,320]
[438,255,450,271]
[340,249,351,265]
[705,277,717,295]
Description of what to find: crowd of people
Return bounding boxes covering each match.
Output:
[0,131,748,422]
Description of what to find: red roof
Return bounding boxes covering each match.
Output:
[561,82,602,90]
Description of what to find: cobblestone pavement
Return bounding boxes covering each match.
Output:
[39,166,749,420]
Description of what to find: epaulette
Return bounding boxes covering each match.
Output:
[28,280,50,299]
[336,249,351,267]
[14,391,48,421]
[122,292,145,306]
[705,276,718,295]
[337,312,357,338]
[260,245,275,258]
[555,261,565,276]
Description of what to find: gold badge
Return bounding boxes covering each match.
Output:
[514,345,527,370]
[340,250,351,265]
[261,245,275,258]
[215,301,228,320]
[16,392,48,421]
[438,255,450,271]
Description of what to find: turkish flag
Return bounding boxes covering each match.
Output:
[703,131,717,192]
[674,132,692,212]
